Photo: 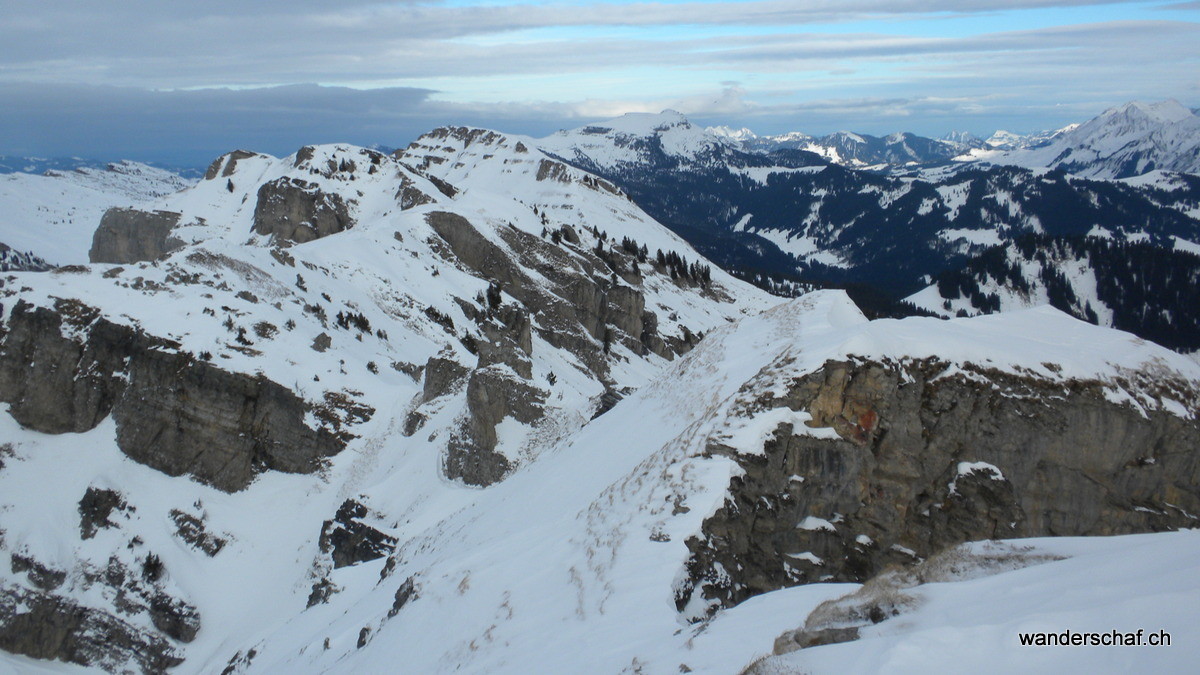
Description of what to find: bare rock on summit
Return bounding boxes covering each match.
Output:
[203,149,262,180]
[89,207,185,264]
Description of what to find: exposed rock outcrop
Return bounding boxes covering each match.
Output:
[444,365,547,486]
[170,510,227,556]
[1,546,200,672]
[203,149,262,181]
[78,488,128,540]
[319,500,397,569]
[425,210,675,371]
[0,242,52,272]
[89,208,184,264]
[421,356,470,403]
[395,176,435,210]
[253,177,353,244]
[676,357,1200,618]
[0,583,184,674]
[0,300,345,492]
[422,210,696,486]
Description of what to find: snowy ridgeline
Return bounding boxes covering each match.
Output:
[705,99,1200,179]
[2,268,1199,673]
[0,123,1198,674]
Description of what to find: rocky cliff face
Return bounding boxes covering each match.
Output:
[414,210,706,485]
[0,299,344,492]
[0,582,185,674]
[0,135,767,673]
[676,356,1200,617]
[90,208,185,264]
[252,177,353,244]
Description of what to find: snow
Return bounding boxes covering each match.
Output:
[0,161,191,264]
[1173,236,1200,256]
[935,183,970,220]
[707,125,758,143]
[948,461,1005,495]
[757,531,1200,675]
[939,227,1003,247]
[731,165,825,185]
[540,110,733,171]
[983,100,1200,179]
[2,120,1199,674]
[796,516,837,532]
[749,227,849,268]
[785,552,824,565]
[905,239,1117,328]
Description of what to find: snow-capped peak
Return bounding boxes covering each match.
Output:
[942,130,982,145]
[586,109,692,136]
[707,125,759,142]
[831,131,867,144]
[540,109,738,170]
[985,130,1026,149]
[968,100,1200,179]
[1105,99,1194,125]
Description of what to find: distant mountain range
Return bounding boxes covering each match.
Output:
[0,155,206,179]
[708,99,1200,179]
[2,111,1200,674]
[974,100,1200,179]
[540,102,1200,348]
[3,100,1198,347]
[707,121,1077,169]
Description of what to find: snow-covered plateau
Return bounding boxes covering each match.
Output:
[0,123,1198,674]
[0,162,193,266]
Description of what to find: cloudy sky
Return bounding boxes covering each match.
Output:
[3,0,1198,165]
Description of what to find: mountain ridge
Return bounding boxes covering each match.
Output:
[1,118,1199,674]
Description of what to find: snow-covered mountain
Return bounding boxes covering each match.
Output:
[706,99,1200,181]
[2,121,1200,674]
[541,110,779,172]
[0,161,193,266]
[0,156,201,178]
[3,267,1199,673]
[543,113,1200,327]
[0,156,113,175]
[708,126,972,168]
[941,130,987,149]
[973,124,1080,153]
[0,132,771,671]
[905,233,1200,351]
[977,100,1200,179]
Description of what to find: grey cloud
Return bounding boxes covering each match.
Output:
[0,83,454,166]
[0,1,1152,87]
